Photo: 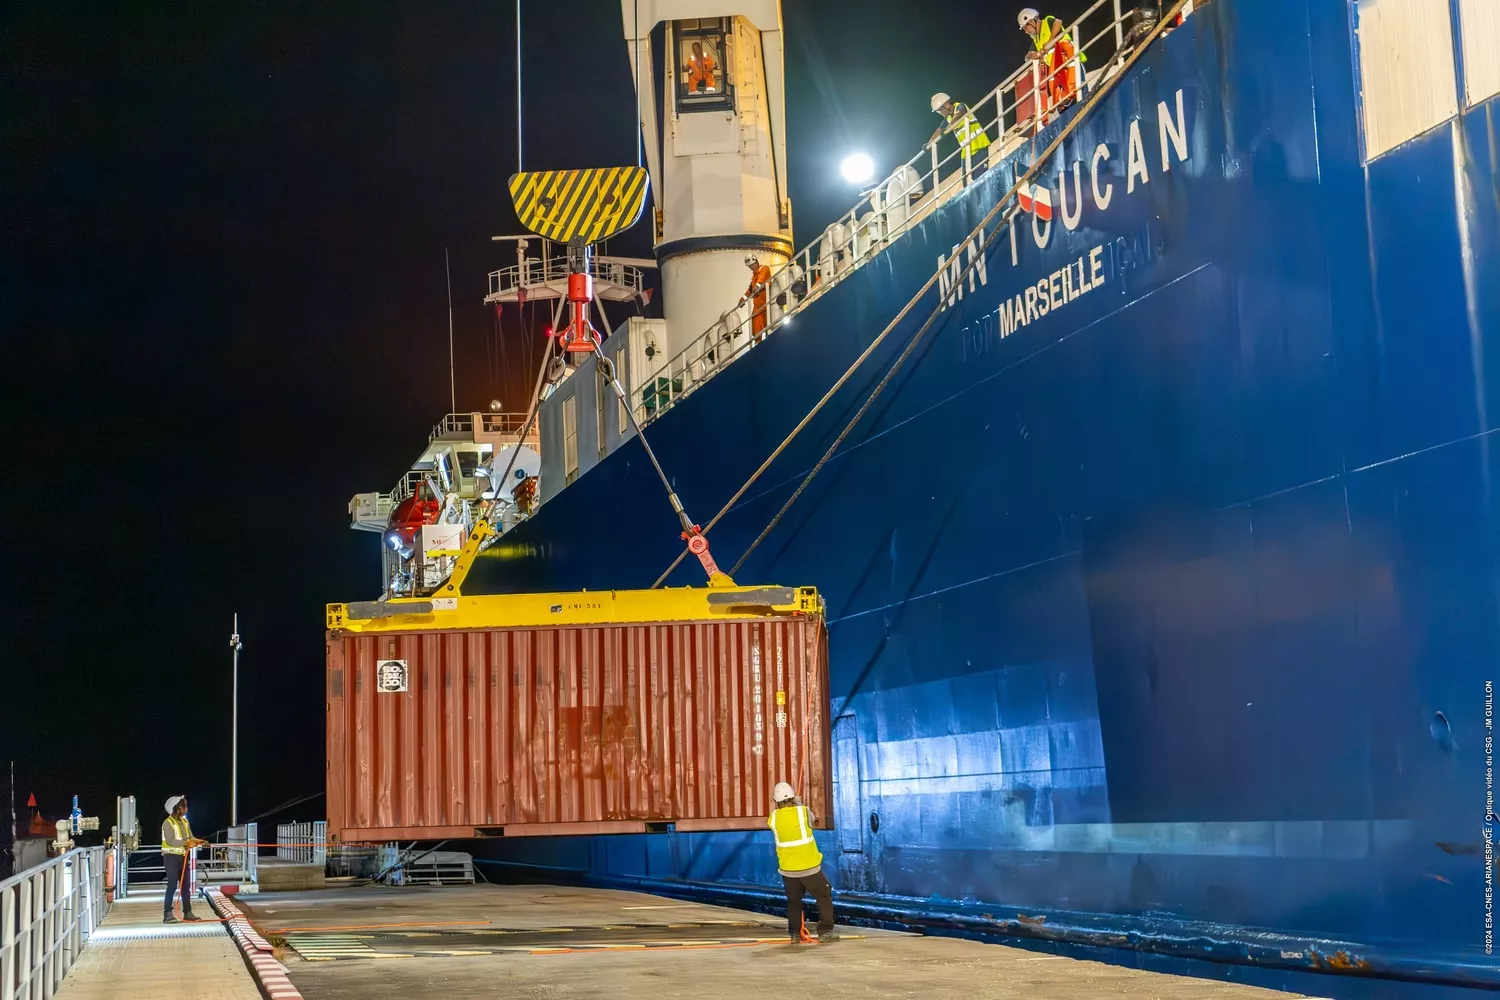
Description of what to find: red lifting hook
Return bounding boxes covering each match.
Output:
[682,526,725,580]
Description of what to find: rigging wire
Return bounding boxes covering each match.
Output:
[483,302,495,396]
[634,0,642,170]
[522,297,534,393]
[589,301,698,536]
[516,0,523,174]
[651,0,1191,587]
[491,322,555,492]
[498,288,510,395]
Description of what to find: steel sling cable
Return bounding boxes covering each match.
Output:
[490,323,556,497]
[651,0,1188,586]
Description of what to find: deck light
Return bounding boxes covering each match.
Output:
[840,152,874,185]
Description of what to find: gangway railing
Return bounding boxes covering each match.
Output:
[630,0,1162,426]
[0,846,109,1000]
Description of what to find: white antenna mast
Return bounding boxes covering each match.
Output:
[229,614,243,828]
[446,247,456,414]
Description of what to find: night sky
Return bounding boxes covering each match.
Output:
[3,0,1073,847]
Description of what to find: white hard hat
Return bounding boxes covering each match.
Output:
[164,795,185,814]
[773,782,797,803]
[1018,8,1040,28]
[930,92,951,113]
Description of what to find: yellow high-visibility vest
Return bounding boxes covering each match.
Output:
[1033,15,1087,62]
[768,805,823,872]
[947,106,991,159]
[161,816,190,855]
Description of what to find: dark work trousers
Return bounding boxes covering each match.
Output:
[163,853,194,917]
[782,871,834,937]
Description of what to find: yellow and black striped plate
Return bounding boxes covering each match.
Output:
[508,166,649,244]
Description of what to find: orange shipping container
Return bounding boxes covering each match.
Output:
[326,613,831,841]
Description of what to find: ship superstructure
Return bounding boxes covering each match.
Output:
[351,0,1144,585]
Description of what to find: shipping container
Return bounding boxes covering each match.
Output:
[325,599,830,842]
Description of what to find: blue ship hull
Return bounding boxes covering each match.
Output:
[461,0,1498,990]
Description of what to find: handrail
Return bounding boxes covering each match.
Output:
[631,0,1148,426]
[488,256,645,300]
[378,413,538,509]
[276,821,327,866]
[1,846,109,1000]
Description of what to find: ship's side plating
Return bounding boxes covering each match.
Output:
[459,0,1498,975]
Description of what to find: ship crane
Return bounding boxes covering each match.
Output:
[507,165,732,586]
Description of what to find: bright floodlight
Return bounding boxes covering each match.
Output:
[841,152,875,185]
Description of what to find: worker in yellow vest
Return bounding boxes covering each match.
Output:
[1019,8,1086,116]
[929,93,992,186]
[769,782,838,943]
[162,795,207,924]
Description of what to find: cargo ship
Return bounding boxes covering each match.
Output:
[332,0,1499,991]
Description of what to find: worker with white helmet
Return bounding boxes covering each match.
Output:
[928,92,992,185]
[768,781,838,943]
[1018,7,1086,117]
[161,794,207,923]
[739,255,774,341]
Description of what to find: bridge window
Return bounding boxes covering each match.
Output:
[674,18,734,113]
[1355,0,1458,160]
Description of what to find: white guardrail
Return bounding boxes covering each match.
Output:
[1,847,110,1000]
[276,822,327,866]
[632,0,1155,425]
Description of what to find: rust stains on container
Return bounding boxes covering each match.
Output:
[326,616,831,842]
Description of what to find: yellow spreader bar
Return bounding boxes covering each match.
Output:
[327,584,823,634]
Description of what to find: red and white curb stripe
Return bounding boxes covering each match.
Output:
[207,888,305,1000]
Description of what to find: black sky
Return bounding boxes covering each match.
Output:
[3,0,1072,841]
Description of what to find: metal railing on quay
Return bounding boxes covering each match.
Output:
[0,847,109,1000]
[197,823,258,886]
[275,822,327,866]
[631,0,1148,427]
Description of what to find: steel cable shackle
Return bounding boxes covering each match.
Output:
[653,0,1190,587]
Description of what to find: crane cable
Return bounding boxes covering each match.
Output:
[590,299,703,537]
[651,0,1187,586]
[491,293,704,546]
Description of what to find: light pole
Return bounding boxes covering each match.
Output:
[230,614,243,828]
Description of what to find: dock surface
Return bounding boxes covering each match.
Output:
[236,883,1313,1000]
[53,894,261,1000]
